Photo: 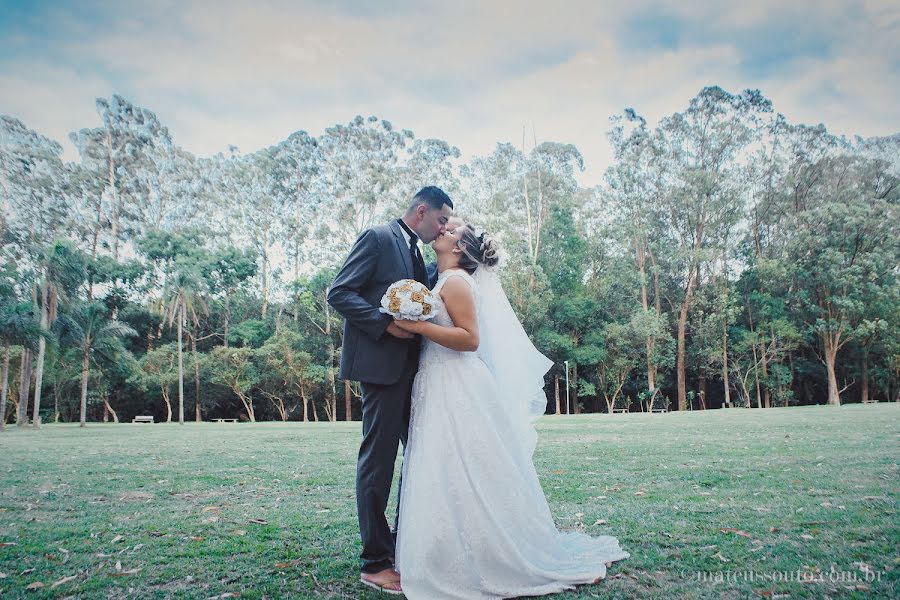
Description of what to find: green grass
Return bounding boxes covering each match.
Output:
[0,404,897,599]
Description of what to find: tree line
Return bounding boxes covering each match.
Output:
[1,86,897,428]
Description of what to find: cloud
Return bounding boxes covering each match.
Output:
[0,0,897,185]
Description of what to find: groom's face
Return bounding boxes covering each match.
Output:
[418,203,452,243]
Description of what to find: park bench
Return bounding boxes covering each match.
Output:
[612,408,629,414]
[861,398,877,404]
[132,416,154,423]
[651,407,669,414]
[213,418,238,423]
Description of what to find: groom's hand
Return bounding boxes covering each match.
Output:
[386,321,415,339]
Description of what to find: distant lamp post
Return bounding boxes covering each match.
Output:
[564,360,570,415]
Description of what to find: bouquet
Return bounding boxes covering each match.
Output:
[379,279,437,321]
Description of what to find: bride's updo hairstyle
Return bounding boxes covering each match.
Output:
[457,224,500,273]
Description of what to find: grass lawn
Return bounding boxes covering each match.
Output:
[0,404,897,599]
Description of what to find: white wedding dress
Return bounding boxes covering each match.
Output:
[395,269,629,600]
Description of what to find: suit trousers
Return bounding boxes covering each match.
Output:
[356,349,418,573]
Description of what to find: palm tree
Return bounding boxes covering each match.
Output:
[0,302,42,431]
[30,240,87,428]
[159,263,207,424]
[54,299,137,426]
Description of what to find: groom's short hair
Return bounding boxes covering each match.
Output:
[410,186,453,212]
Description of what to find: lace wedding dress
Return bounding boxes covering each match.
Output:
[395,269,629,600]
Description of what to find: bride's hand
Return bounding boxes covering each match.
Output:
[393,318,425,334]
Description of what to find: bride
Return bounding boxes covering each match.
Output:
[391,222,629,599]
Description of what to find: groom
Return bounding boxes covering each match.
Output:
[327,186,453,590]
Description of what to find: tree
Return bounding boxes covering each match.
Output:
[206,346,259,422]
[55,299,137,426]
[605,109,669,407]
[0,297,41,430]
[257,327,324,421]
[655,87,771,410]
[787,152,899,405]
[69,95,171,265]
[162,259,209,424]
[130,343,179,422]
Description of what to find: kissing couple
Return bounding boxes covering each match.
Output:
[327,186,629,599]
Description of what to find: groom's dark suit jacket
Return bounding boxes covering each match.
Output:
[328,221,437,386]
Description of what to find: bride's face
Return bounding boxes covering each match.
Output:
[432,220,466,257]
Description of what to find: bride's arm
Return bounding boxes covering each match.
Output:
[393,277,479,352]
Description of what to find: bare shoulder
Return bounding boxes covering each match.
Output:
[440,274,475,303]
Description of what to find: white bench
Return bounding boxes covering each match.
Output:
[132,416,154,423]
[213,418,238,423]
[651,407,669,413]
[612,408,629,414]
[862,398,877,404]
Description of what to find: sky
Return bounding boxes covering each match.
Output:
[1,0,898,186]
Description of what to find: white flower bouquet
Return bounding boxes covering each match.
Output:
[379,279,437,321]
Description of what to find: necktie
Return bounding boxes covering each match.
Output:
[407,233,427,285]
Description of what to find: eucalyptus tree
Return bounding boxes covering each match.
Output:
[604,109,671,406]
[202,246,258,348]
[654,87,772,410]
[139,143,210,236]
[215,150,281,319]
[69,95,171,265]
[269,130,320,315]
[392,137,461,215]
[310,115,410,267]
[293,270,342,421]
[787,150,899,405]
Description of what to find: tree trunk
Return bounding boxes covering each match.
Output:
[0,343,9,431]
[344,380,352,421]
[300,381,309,422]
[676,300,689,411]
[177,302,185,424]
[162,388,172,422]
[751,340,762,409]
[293,238,301,323]
[824,338,841,406]
[720,250,731,409]
[223,294,231,348]
[325,295,336,422]
[676,251,700,412]
[649,249,662,406]
[238,394,256,422]
[861,347,869,403]
[32,282,49,428]
[787,352,796,407]
[722,317,731,409]
[17,347,32,426]
[637,246,658,403]
[554,375,561,415]
[572,364,580,414]
[103,396,119,422]
[79,342,90,427]
[311,396,319,422]
[192,331,202,422]
[260,250,269,320]
[698,373,707,410]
